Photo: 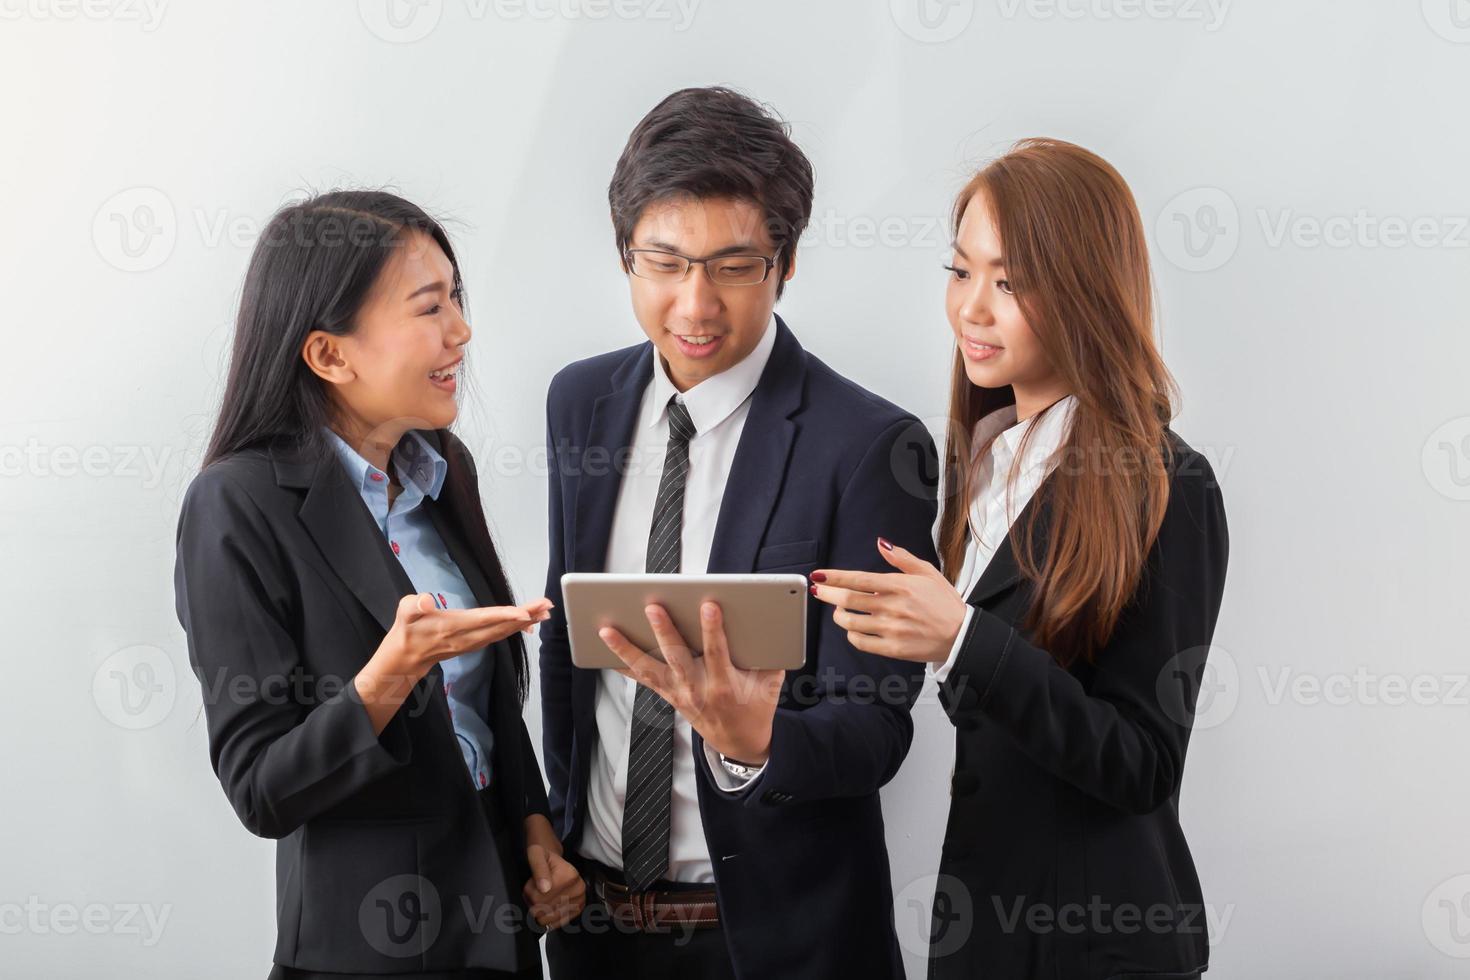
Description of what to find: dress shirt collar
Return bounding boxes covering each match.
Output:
[996,393,1077,460]
[966,394,1078,532]
[321,426,448,501]
[645,313,778,435]
[971,394,1079,474]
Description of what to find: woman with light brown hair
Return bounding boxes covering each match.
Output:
[810,138,1229,978]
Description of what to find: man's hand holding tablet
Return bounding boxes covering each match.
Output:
[597,600,785,766]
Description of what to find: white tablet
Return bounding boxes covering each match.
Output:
[561,573,809,671]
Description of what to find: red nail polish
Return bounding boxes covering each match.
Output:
[810,571,827,583]
[809,584,819,596]
[878,537,894,551]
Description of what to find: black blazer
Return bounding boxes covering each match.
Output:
[930,431,1228,980]
[538,316,940,979]
[173,428,549,975]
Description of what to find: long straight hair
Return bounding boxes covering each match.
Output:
[202,190,529,702]
[938,140,1178,667]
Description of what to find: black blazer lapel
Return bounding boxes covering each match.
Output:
[571,348,654,574]
[964,480,1055,607]
[707,316,805,574]
[966,535,1024,606]
[275,438,415,636]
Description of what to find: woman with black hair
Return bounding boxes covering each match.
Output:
[173,191,585,978]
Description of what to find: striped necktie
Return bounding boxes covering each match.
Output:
[621,396,695,891]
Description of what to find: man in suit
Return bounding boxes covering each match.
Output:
[534,86,940,979]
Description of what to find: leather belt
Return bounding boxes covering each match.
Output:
[589,866,720,932]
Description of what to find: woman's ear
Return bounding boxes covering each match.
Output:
[301,330,354,385]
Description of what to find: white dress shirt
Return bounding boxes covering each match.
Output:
[576,315,778,883]
[932,394,1078,684]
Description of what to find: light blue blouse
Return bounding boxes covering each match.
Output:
[323,427,495,789]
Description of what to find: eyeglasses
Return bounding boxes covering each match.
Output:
[623,248,781,287]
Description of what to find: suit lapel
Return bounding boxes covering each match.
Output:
[572,349,654,574]
[706,317,805,573]
[282,439,416,635]
[965,481,1054,606]
[274,432,488,780]
[563,350,654,782]
[966,534,1024,605]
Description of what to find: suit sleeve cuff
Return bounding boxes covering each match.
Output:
[702,741,766,793]
[940,606,1017,715]
[345,675,414,766]
[929,605,977,685]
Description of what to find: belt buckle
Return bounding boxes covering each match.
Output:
[594,870,653,933]
[593,868,710,934]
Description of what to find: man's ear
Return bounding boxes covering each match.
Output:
[782,248,798,282]
[301,330,354,385]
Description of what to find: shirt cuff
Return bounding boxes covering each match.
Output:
[929,605,976,685]
[703,742,765,793]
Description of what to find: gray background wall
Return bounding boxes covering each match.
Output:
[4,1,1468,976]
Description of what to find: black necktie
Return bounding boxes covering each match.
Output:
[621,396,695,891]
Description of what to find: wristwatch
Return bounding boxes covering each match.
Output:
[718,754,764,779]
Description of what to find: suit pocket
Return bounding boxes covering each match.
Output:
[754,539,819,571]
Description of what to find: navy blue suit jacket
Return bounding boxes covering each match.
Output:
[538,316,939,979]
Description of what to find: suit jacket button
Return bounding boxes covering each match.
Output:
[951,771,980,798]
